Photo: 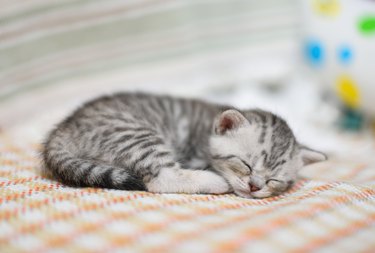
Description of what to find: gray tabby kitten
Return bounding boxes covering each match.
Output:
[43,92,327,198]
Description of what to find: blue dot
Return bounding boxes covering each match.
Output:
[338,45,353,64]
[305,40,324,66]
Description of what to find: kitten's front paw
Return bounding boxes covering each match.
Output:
[199,171,230,194]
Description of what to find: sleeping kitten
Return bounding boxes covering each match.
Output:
[42,92,327,198]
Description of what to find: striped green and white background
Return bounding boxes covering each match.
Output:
[0,0,300,103]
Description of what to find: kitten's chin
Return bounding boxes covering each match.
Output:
[234,188,273,199]
[234,189,253,199]
[250,190,273,199]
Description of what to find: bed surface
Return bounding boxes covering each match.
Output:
[1,132,374,253]
[1,84,374,253]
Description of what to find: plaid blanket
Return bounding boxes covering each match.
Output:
[1,130,375,253]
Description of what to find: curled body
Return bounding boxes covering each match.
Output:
[43,92,326,198]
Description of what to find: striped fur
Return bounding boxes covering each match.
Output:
[43,92,326,198]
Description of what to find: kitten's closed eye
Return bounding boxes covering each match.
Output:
[266,179,288,191]
[229,158,252,176]
[238,159,252,173]
[213,155,252,175]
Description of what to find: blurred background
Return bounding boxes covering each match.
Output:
[1,0,375,180]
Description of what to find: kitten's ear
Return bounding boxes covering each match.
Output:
[299,145,327,166]
[214,109,248,135]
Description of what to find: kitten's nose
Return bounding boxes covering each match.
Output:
[249,184,260,192]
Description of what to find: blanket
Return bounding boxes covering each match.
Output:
[1,130,374,253]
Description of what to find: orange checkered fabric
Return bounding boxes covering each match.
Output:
[1,133,375,253]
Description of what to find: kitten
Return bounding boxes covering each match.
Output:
[42,92,327,198]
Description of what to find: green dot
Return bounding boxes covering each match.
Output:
[358,16,375,35]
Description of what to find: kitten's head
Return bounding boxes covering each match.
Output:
[209,109,327,198]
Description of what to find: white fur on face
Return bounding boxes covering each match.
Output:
[210,126,301,198]
[211,127,260,159]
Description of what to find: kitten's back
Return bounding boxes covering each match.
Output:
[42,92,222,190]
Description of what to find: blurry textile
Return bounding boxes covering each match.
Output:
[0,0,299,101]
[0,132,374,253]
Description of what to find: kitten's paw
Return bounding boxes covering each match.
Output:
[146,168,230,194]
[198,171,230,194]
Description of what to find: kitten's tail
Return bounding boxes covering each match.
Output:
[42,145,146,191]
